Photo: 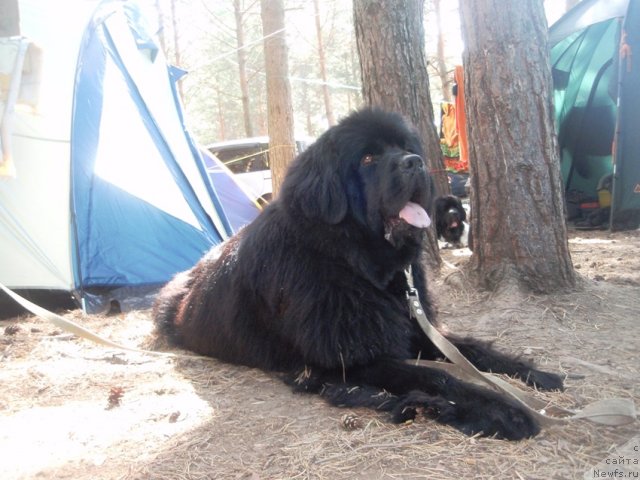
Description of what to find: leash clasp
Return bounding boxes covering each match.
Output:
[406,287,426,318]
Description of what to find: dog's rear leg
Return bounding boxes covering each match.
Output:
[152,270,193,343]
[450,336,564,391]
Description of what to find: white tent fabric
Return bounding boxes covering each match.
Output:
[0,0,260,312]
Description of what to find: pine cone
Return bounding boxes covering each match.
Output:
[341,413,362,430]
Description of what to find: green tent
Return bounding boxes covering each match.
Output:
[550,0,640,230]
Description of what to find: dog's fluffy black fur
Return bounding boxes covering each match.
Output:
[154,108,563,440]
[435,195,466,246]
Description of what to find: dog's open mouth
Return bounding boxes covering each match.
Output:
[398,201,431,228]
[384,201,431,245]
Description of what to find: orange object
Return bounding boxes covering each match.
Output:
[441,102,459,149]
[454,66,469,171]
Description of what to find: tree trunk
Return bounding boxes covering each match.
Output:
[353,0,445,270]
[434,0,452,102]
[234,0,254,137]
[215,75,227,140]
[459,0,576,292]
[169,0,184,103]
[154,0,167,55]
[313,0,336,127]
[261,0,296,198]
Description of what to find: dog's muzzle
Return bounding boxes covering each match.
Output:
[399,154,425,172]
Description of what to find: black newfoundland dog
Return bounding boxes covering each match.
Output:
[435,194,467,247]
[154,108,562,440]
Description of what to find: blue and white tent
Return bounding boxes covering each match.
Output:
[0,0,260,312]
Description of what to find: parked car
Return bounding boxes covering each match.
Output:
[206,136,311,205]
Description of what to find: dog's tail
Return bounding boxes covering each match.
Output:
[152,270,193,344]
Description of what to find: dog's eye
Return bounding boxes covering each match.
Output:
[362,154,375,165]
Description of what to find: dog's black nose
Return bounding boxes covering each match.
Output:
[399,154,424,171]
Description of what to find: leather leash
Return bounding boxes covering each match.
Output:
[404,269,636,427]
[0,283,205,359]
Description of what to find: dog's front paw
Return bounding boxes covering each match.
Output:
[391,390,539,440]
[442,396,540,441]
[523,369,564,391]
[389,391,455,424]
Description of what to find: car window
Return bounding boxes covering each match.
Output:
[211,146,270,174]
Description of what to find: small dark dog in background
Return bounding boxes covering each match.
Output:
[435,195,466,247]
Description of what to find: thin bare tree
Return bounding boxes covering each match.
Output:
[169,0,184,103]
[154,0,167,55]
[433,0,452,102]
[313,0,336,126]
[261,0,295,198]
[214,75,227,140]
[233,0,255,137]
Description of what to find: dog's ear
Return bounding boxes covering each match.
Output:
[281,145,349,224]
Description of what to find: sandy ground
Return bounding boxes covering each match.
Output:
[1,227,639,479]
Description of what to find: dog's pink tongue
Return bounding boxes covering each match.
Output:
[399,202,431,228]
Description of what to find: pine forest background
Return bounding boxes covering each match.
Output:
[153,0,573,145]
